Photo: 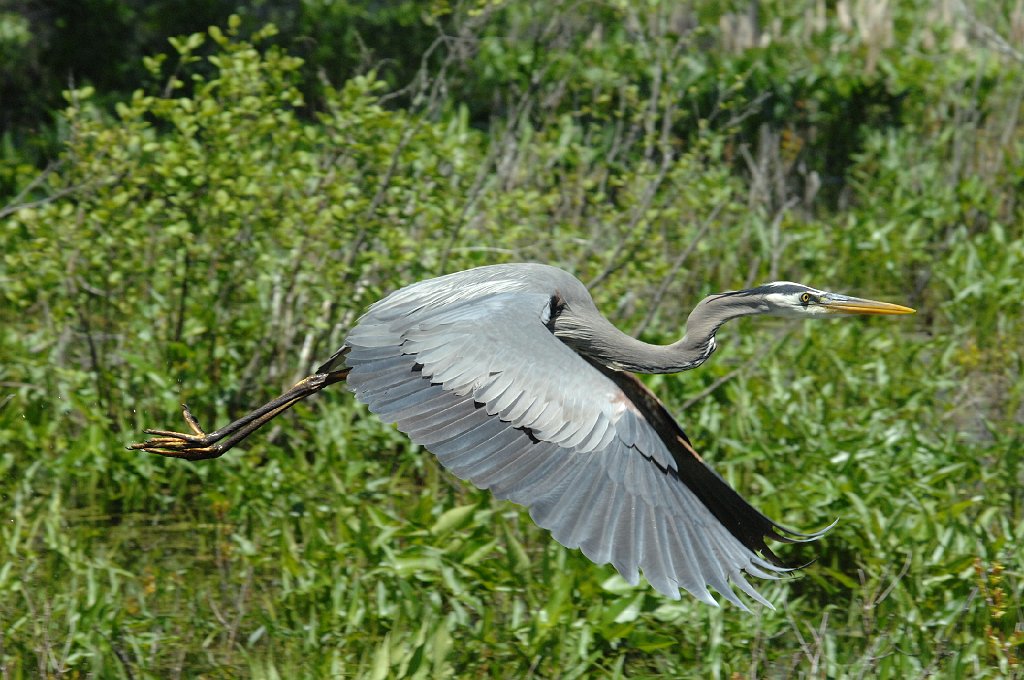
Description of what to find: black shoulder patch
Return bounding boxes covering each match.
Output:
[546,292,566,331]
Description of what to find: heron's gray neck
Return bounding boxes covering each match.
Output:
[555,292,763,374]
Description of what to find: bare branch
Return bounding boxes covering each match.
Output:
[632,200,725,336]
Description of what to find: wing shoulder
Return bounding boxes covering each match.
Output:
[346,271,623,452]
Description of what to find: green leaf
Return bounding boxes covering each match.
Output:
[430,503,476,536]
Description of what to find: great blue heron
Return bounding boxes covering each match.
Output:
[131,263,914,608]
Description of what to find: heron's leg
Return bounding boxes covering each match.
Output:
[128,368,350,461]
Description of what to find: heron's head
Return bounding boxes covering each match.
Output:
[750,282,916,318]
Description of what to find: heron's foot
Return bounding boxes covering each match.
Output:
[127,404,226,461]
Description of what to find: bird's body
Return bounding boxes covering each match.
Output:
[133,263,914,609]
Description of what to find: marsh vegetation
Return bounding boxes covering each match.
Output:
[2,1,1023,676]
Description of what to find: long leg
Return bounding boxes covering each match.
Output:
[128,367,350,461]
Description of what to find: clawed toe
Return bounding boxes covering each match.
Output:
[128,404,224,460]
[126,437,224,460]
[140,428,203,441]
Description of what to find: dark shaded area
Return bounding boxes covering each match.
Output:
[4,0,229,137]
[686,49,909,209]
[1,0,437,157]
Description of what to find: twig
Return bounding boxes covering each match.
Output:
[679,336,783,411]
[0,161,68,219]
[632,200,724,336]
[919,587,978,676]
[101,632,137,680]
[874,552,913,605]
[680,361,749,412]
[954,0,1024,64]
[439,68,545,270]
[769,197,798,281]
[0,185,87,220]
[0,623,8,680]
[0,382,42,393]
[586,147,676,290]
[225,567,254,651]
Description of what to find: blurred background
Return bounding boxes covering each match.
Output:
[1,0,1022,676]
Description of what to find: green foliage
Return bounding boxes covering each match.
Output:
[2,1,1024,677]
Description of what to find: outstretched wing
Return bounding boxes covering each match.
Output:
[344,277,821,607]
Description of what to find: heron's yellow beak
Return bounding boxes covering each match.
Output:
[822,294,915,315]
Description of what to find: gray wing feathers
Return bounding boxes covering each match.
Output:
[344,267,789,606]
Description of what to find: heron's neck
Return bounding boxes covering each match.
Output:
[556,293,761,374]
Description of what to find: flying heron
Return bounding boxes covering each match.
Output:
[130,263,914,608]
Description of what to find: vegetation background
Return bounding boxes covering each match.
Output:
[2,0,1023,677]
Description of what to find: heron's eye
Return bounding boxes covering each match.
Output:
[800,292,812,304]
